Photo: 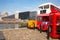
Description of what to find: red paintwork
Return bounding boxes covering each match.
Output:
[37,21,42,30]
[41,23,49,30]
[49,7,60,38]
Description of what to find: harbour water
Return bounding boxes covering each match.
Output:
[0,24,21,29]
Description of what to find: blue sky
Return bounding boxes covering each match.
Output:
[0,0,60,15]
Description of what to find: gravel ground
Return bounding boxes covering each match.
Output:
[0,28,59,40]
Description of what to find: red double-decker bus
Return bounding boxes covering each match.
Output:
[36,3,60,33]
[47,12,60,40]
[44,3,60,40]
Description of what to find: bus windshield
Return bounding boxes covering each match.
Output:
[43,16,49,21]
[37,16,42,22]
[37,16,49,22]
[40,10,46,14]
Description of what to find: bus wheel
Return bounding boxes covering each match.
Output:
[40,25,42,33]
[47,26,52,40]
[47,37,53,40]
[59,39,60,40]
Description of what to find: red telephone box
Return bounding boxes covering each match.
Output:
[47,12,60,40]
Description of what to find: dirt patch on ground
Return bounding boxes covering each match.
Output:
[0,28,59,40]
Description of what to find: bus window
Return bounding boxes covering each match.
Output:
[43,10,46,13]
[51,5,54,8]
[43,16,49,21]
[37,16,42,22]
[40,10,46,14]
[51,5,60,12]
[56,16,60,34]
[44,5,49,9]
[39,6,43,9]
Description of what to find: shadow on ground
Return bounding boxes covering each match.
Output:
[0,31,5,40]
